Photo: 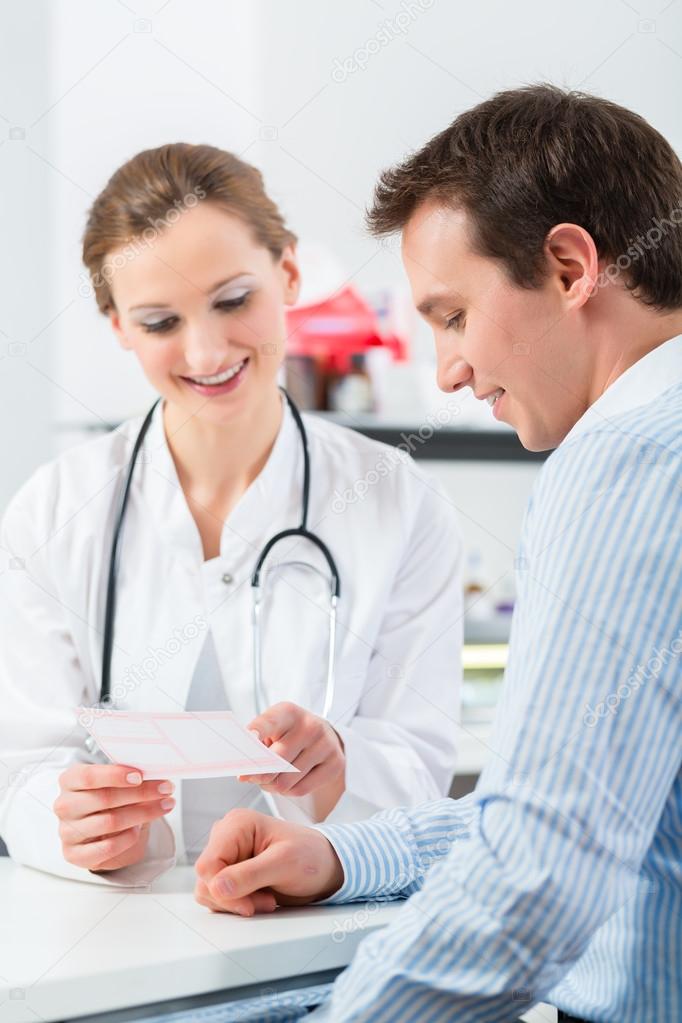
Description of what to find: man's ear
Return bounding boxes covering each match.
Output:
[279,244,301,307]
[544,223,599,308]
[109,309,133,350]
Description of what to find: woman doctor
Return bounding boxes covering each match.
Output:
[0,143,463,888]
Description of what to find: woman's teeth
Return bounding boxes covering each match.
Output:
[487,388,505,407]
[186,359,247,386]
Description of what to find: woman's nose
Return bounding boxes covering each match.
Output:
[182,321,228,374]
[438,357,473,393]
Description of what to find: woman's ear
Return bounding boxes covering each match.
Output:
[544,223,599,308]
[108,309,134,351]
[279,245,301,307]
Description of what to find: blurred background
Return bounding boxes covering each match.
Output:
[1,0,680,785]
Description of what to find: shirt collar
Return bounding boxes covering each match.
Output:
[560,334,682,446]
[135,393,302,560]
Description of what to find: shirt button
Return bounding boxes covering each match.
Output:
[221,572,234,585]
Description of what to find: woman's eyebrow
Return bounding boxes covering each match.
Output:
[208,273,253,294]
[129,273,253,313]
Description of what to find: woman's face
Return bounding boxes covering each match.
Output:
[106,201,300,426]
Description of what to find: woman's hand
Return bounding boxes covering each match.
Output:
[54,763,175,872]
[239,701,346,806]
[194,808,344,916]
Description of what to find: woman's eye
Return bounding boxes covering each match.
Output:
[142,316,179,334]
[215,293,250,313]
[139,293,250,333]
[445,312,464,331]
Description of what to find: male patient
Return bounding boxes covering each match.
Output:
[193,86,682,1022]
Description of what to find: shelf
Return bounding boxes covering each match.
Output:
[310,411,549,463]
[58,412,551,463]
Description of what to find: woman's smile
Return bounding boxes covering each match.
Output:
[179,356,250,396]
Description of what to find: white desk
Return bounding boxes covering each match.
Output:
[0,860,556,1022]
[0,859,399,1021]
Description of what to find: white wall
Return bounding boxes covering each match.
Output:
[0,4,53,508]
[3,0,681,560]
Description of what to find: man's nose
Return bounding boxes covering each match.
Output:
[437,357,473,393]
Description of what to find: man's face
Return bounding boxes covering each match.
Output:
[402,201,590,450]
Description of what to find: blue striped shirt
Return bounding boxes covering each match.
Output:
[317,339,682,1022]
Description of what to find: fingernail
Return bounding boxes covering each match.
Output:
[160,797,175,810]
[248,729,260,740]
[126,772,142,785]
[215,878,234,897]
[158,782,174,794]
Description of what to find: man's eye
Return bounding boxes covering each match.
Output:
[215,293,250,312]
[142,316,179,334]
[445,312,464,331]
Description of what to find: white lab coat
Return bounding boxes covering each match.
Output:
[0,398,462,886]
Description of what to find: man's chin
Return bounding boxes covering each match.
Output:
[514,419,560,454]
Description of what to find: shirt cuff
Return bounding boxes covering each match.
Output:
[312,814,417,904]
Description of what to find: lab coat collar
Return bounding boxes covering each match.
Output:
[560,333,682,447]
[135,393,301,561]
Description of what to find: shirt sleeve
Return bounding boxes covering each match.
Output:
[315,794,476,903]
[311,430,682,1021]
[0,467,176,887]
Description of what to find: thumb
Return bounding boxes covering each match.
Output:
[208,845,287,903]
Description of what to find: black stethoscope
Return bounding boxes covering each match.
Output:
[99,389,341,716]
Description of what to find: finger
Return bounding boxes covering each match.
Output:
[54,780,175,821]
[195,810,258,882]
[195,877,276,916]
[60,797,175,843]
[284,762,338,797]
[238,772,278,785]
[249,890,278,913]
[64,825,143,869]
[60,763,146,792]
[271,743,326,795]
[208,846,287,903]
[246,702,299,742]
[94,824,150,871]
[194,875,251,915]
[267,732,307,768]
[240,731,313,787]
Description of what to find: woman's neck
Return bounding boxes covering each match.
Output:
[162,387,284,511]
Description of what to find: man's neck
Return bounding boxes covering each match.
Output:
[586,302,682,407]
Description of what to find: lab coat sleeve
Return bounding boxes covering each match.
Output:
[0,467,176,887]
[274,470,463,825]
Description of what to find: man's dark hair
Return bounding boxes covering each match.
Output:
[367,84,682,309]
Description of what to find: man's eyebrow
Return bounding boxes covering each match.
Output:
[417,293,457,318]
[129,273,251,312]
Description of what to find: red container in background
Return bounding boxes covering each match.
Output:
[284,285,408,411]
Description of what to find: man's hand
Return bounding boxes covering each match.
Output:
[194,808,344,916]
[238,701,346,800]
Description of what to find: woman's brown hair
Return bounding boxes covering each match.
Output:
[82,143,297,313]
[367,84,682,310]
